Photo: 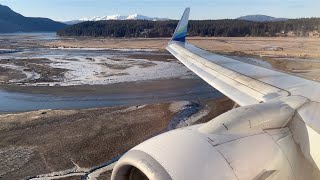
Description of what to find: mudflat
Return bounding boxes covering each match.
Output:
[0,98,234,179]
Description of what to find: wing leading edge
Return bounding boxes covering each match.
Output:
[167,8,320,106]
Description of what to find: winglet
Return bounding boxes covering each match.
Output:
[171,8,190,43]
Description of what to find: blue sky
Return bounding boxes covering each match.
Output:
[0,0,319,21]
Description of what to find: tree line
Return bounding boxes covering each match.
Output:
[57,18,320,38]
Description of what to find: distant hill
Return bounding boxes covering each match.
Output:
[64,20,85,25]
[0,4,66,33]
[64,14,169,25]
[237,15,288,22]
[58,18,320,38]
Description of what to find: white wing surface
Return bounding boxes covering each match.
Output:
[112,8,320,180]
[167,11,320,106]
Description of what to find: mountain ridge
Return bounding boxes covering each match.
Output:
[64,14,170,25]
[64,14,289,25]
[0,4,66,33]
[237,15,288,22]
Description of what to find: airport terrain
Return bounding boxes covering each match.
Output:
[0,35,320,179]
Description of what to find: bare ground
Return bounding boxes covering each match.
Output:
[44,37,320,59]
[44,37,320,81]
[0,103,174,179]
[0,97,233,179]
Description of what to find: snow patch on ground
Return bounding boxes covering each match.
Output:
[50,47,157,52]
[87,163,115,180]
[185,108,210,125]
[167,102,201,130]
[0,48,195,86]
[169,101,191,113]
[28,167,88,180]
[28,55,194,86]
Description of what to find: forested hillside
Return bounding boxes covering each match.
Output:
[0,4,66,33]
[57,18,320,38]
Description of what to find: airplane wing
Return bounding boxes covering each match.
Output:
[167,8,320,106]
[112,8,320,180]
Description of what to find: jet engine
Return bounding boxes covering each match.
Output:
[112,96,320,180]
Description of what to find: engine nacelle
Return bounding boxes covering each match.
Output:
[112,96,320,180]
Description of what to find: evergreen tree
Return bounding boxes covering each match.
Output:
[57,18,320,38]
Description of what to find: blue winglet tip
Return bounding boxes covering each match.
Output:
[171,8,190,43]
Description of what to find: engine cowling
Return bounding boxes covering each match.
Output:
[111,96,320,180]
[112,124,295,180]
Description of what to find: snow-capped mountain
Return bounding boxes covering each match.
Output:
[80,14,127,21]
[126,14,152,20]
[64,14,169,25]
[126,14,169,21]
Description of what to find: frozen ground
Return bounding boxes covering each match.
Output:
[42,55,193,86]
[0,48,195,86]
[50,47,157,52]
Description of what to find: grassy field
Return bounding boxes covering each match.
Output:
[45,37,320,59]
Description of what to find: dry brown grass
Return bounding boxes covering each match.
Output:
[189,37,320,59]
[45,37,320,59]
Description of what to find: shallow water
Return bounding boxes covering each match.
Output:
[0,85,221,113]
[0,33,270,113]
[0,32,60,40]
